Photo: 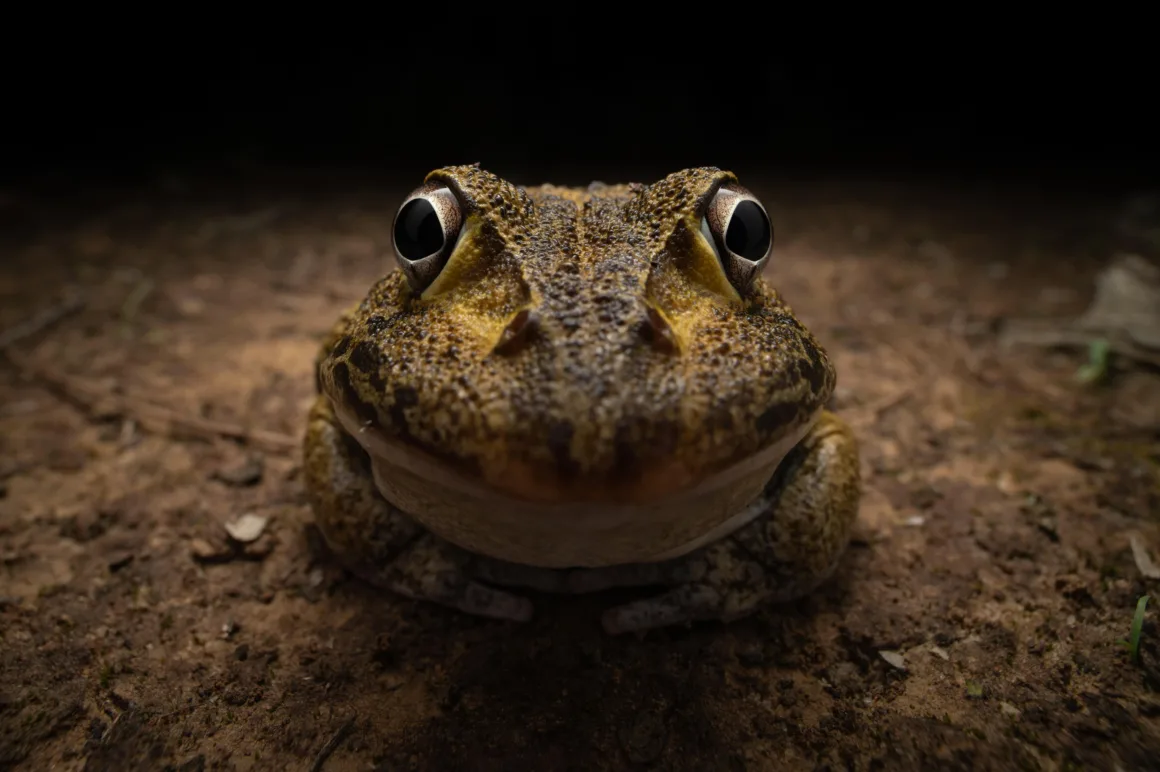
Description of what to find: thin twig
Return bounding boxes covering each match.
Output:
[1,295,300,454]
[309,717,356,772]
[0,293,85,349]
[5,347,299,452]
[1000,320,1160,369]
[999,254,1160,369]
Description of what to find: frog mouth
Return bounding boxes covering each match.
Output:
[329,397,817,567]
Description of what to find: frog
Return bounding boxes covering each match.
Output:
[303,164,861,635]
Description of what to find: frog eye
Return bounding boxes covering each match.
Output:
[700,184,773,290]
[392,184,464,291]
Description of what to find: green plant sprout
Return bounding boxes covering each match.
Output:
[1075,338,1111,384]
[1118,595,1150,662]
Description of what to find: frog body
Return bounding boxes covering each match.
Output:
[304,165,860,634]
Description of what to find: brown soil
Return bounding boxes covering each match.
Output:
[1,171,1158,771]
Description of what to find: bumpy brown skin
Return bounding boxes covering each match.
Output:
[303,165,862,634]
[316,166,834,499]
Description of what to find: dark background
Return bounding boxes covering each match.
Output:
[3,24,1156,191]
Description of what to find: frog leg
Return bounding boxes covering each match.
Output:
[304,395,534,622]
[600,410,861,635]
[383,534,535,622]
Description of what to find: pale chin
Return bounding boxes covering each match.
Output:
[329,395,818,566]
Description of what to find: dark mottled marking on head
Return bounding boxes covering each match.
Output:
[387,386,419,441]
[366,315,390,334]
[548,420,577,478]
[394,386,419,408]
[349,340,386,391]
[611,417,681,483]
[801,345,830,393]
[331,335,352,358]
[757,402,799,435]
[332,362,379,426]
[349,340,380,375]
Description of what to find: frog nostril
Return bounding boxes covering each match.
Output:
[493,309,540,356]
[638,305,679,355]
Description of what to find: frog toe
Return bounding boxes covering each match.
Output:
[385,536,534,623]
[599,542,771,634]
[601,577,772,635]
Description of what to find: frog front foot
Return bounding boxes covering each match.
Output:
[597,411,860,635]
[384,534,534,623]
[304,394,534,623]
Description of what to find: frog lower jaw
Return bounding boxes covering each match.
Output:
[331,398,818,567]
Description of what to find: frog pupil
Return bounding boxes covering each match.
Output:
[395,198,444,260]
[725,201,771,261]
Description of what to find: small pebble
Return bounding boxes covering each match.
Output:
[225,514,268,544]
[879,650,906,670]
[1129,533,1160,579]
[190,539,219,560]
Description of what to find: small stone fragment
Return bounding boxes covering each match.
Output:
[225,513,268,544]
[190,536,236,565]
[1129,533,1160,579]
[118,420,139,448]
[879,650,906,670]
[190,538,220,560]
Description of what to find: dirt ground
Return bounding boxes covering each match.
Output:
[1,169,1158,771]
